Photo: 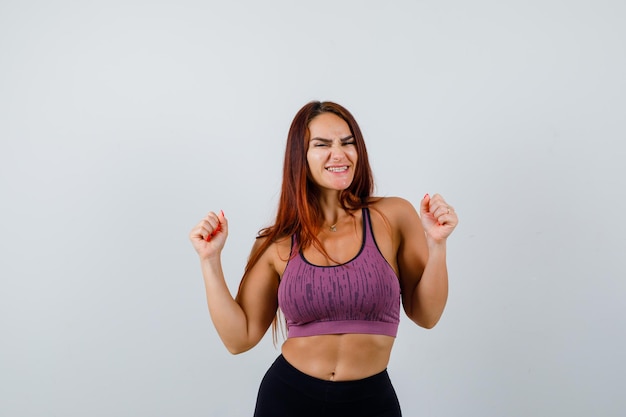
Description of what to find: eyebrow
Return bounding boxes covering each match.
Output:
[310,135,354,143]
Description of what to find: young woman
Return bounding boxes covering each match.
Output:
[189,101,458,416]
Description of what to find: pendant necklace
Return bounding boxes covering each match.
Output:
[329,223,337,232]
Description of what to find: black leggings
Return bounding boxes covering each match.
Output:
[253,355,402,417]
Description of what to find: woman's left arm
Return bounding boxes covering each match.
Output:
[394,193,458,329]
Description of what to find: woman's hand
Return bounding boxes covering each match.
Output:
[420,194,458,244]
[189,210,228,260]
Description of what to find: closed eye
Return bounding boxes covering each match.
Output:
[341,135,355,145]
[310,135,354,147]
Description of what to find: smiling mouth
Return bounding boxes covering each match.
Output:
[326,166,349,172]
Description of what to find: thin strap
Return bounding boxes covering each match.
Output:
[289,233,298,258]
[363,207,375,243]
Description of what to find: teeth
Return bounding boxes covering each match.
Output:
[326,166,348,172]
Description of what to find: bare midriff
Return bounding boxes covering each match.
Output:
[281,333,395,381]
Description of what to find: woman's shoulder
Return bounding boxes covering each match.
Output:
[252,233,291,251]
[368,196,417,213]
[368,196,421,230]
[250,233,291,270]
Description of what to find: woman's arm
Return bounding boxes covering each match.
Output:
[190,211,279,354]
[392,194,458,329]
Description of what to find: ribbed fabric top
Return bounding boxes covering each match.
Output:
[278,208,401,338]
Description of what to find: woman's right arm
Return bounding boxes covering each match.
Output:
[189,211,279,354]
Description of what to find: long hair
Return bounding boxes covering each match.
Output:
[237,101,376,340]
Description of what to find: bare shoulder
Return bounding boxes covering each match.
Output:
[249,234,291,277]
[368,196,422,246]
[370,195,415,208]
[369,196,419,223]
[366,197,425,276]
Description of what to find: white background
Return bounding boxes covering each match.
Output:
[1,1,625,416]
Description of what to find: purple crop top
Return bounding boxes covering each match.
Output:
[278,208,401,338]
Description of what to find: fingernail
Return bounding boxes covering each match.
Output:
[423,193,429,200]
[220,210,224,217]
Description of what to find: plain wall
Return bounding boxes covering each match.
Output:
[1,1,625,416]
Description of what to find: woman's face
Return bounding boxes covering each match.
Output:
[306,112,358,192]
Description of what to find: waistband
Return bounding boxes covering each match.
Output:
[271,354,392,402]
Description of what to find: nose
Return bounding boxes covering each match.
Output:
[330,144,345,161]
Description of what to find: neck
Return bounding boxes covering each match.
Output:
[320,205,352,233]
[318,189,354,232]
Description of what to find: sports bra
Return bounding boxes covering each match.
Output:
[278,208,401,338]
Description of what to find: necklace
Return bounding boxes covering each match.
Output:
[329,223,337,232]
